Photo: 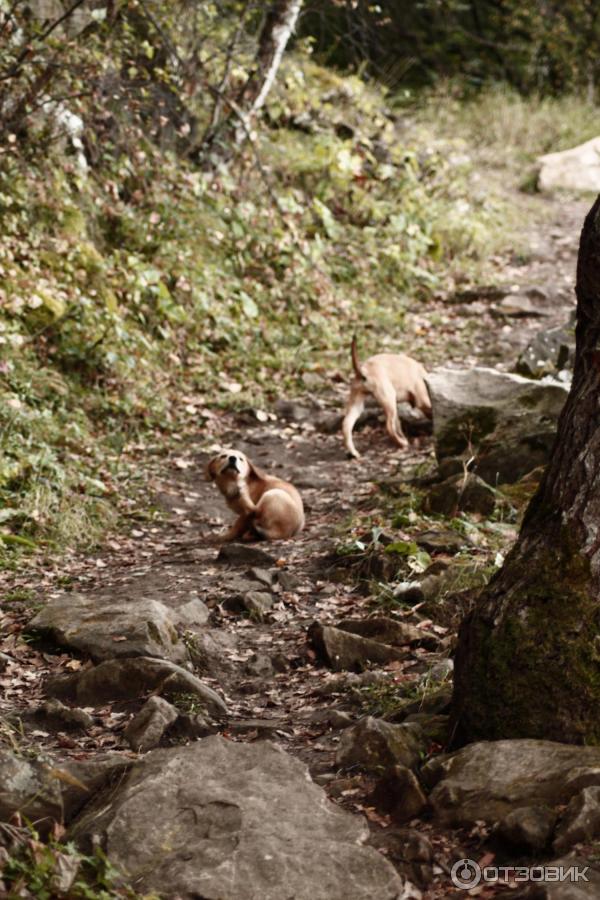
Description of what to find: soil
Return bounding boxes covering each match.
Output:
[0,192,589,898]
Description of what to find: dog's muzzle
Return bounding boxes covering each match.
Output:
[224,456,239,473]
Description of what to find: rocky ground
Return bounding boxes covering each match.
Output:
[0,193,597,899]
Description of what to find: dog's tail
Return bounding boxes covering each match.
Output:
[351,335,365,380]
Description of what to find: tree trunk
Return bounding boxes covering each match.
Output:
[198,0,302,158]
[237,0,303,117]
[452,195,600,745]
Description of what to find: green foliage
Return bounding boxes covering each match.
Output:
[301,0,600,97]
[0,835,155,899]
[0,36,512,560]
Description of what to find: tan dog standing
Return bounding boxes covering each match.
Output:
[206,449,304,541]
[342,337,432,458]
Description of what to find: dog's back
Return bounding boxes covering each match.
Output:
[343,339,431,457]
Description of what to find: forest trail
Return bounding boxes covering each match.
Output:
[0,192,590,898]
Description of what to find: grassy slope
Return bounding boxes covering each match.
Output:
[0,51,598,563]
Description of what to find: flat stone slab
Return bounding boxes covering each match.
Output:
[424,739,600,826]
[45,656,228,715]
[69,737,407,899]
[30,592,187,663]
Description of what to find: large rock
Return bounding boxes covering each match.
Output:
[506,857,600,899]
[45,656,227,715]
[537,137,600,192]
[553,787,600,854]
[69,737,407,899]
[30,592,187,664]
[0,749,63,833]
[336,717,423,772]
[425,740,600,826]
[494,805,557,854]
[426,367,568,484]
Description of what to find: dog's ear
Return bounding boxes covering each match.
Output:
[205,459,217,481]
[247,457,266,481]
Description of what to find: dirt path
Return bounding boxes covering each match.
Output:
[0,193,589,898]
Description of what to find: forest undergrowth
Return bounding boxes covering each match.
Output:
[0,41,597,563]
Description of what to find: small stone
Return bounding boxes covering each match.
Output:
[277,570,302,592]
[414,529,468,554]
[494,805,557,853]
[372,765,428,822]
[173,597,210,628]
[369,828,435,888]
[336,616,434,649]
[271,653,289,672]
[170,713,214,741]
[244,653,274,678]
[335,717,423,772]
[516,321,575,380]
[124,696,178,752]
[402,713,449,746]
[246,567,275,588]
[493,294,549,318]
[243,591,274,619]
[307,708,354,729]
[423,473,496,517]
[34,699,94,732]
[217,543,276,567]
[308,623,407,672]
[274,399,315,422]
[314,670,392,697]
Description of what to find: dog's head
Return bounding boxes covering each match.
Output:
[206,449,252,492]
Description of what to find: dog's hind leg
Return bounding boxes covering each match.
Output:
[224,512,254,541]
[342,385,366,458]
[411,375,433,419]
[373,380,409,450]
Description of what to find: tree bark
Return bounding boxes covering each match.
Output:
[237,0,303,117]
[198,0,302,158]
[452,195,600,745]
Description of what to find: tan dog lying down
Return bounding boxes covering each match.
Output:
[207,449,304,541]
[342,337,432,458]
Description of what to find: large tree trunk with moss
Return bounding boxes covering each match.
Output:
[452,195,600,745]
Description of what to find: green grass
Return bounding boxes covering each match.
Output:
[407,83,600,167]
